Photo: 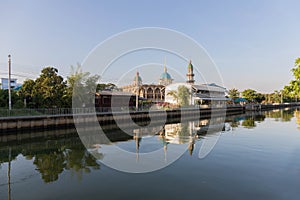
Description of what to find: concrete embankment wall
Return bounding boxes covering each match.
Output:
[0,106,245,133]
[245,103,300,111]
[4,103,298,133]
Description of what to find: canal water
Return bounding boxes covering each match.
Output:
[1,108,300,200]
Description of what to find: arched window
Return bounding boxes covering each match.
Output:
[147,88,153,99]
[155,88,161,99]
[139,88,145,98]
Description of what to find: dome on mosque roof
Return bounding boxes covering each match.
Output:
[160,66,172,80]
[160,72,172,79]
[134,75,142,81]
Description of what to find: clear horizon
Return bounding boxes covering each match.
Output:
[0,0,299,93]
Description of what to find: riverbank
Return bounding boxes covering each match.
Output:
[0,103,298,133]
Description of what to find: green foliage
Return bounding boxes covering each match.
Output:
[18,68,67,108]
[15,65,100,109]
[167,90,178,104]
[242,118,256,128]
[18,79,35,107]
[167,86,190,106]
[33,67,67,108]
[255,92,265,103]
[96,83,117,91]
[270,90,281,103]
[228,88,239,99]
[0,89,22,108]
[67,64,100,108]
[241,89,258,102]
[283,57,300,101]
[291,58,300,80]
[177,86,190,106]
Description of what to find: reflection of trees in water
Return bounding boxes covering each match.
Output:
[33,144,101,183]
[230,120,240,128]
[266,109,294,122]
[241,118,256,128]
[0,136,101,183]
[240,114,265,128]
[65,148,101,181]
[294,109,300,129]
[254,114,265,122]
[33,150,65,183]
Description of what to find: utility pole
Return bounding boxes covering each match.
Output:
[8,55,12,110]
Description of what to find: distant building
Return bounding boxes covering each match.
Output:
[1,78,19,90]
[165,60,228,106]
[95,90,136,112]
[165,82,228,106]
[122,69,167,102]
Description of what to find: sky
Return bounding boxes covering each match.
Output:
[0,0,299,93]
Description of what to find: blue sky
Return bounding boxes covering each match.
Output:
[0,0,299,93]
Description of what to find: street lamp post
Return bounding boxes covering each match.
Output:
[8,55,12,111]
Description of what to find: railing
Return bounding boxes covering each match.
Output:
[0,107,141,117]
[0,105,230,118]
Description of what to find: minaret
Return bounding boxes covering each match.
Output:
[134,71,142,86]
[186,60,195,84]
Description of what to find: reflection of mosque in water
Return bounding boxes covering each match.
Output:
[132,116,230,156]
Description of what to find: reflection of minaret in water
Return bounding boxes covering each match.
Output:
[159,126,168,162]
[188,121,196,156]
[188,136,195,156]
[134,132,141,161]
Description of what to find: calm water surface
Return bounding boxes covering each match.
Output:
[1,108,300,200]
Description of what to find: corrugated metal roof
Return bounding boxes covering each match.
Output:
[96,90,135,96]
[192,84,226,92]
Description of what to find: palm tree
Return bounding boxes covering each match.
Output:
[228,88,240,100]
[167,90,178,105]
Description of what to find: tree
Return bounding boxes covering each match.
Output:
[291,57,300,80]
[0,89,21,108]
[96,83,117,91]
[284,57,300,100]
[255,92,265,103]
[282,85,294,102]
[242,89,258,102]
[167,86,190,106]
[67,64,100,108]
[228,88,239,100]
[33,67,67,108]
[167,90,178,105]
[269,90,281,103]
[177,86,190,106]
[18,79,35,108]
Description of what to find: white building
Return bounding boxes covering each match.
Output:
[164,61,228,106]
[1,78,18,90]
[165,82,227,106]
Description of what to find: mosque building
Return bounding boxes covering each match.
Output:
[122,63,173,102]
[121,60,228,105]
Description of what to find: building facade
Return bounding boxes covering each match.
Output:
[122,65,173,102]
[122,60,228,105]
